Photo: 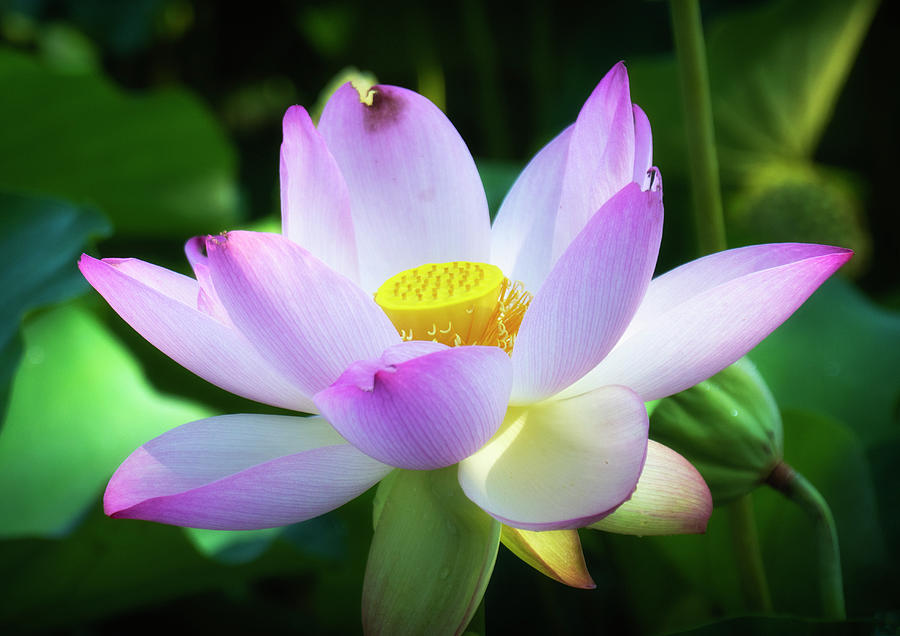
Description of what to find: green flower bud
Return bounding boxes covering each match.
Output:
[649,357,782,504]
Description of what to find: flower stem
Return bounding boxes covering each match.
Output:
[766,462,846,619]
[671,0,771,612]
[726,494,773,612]
[669,0,727,255]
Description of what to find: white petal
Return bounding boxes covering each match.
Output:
[458,386,648,530]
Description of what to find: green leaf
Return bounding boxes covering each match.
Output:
[363,467,501,635]
[0,302,214,538]
[0,48,240,235]
[748,277,900,448]
[0,191,110,418]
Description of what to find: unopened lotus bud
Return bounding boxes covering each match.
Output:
[649,357,782,504]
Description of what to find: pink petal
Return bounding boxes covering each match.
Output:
[280,105,359,282]
[590,440,712,536]
[184,236,231,324]
[206,231,400,397]
[79,254,315,412]
[562,244,853,401]
[511,183,663,403]
[318,83,490,292]
[632,105,654,189]
[489,126,573,293]
[314,343,512,470]
[105,414,391,530]
[458,385,649,531]
[552,62,636,260]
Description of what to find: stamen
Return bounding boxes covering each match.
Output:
[374,261,532,353]
[479,278,533,354]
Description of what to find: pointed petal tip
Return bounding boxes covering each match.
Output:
[565,241,855,402]
[815,245,853,276]
[100,415,392,530]
[103,483,133,520]
[500,526,596,589]
[601,60,630,89]
[833,246,854,260]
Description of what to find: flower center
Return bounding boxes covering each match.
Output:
[374,261,532,354]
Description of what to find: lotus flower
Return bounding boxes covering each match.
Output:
[79,62,850,626]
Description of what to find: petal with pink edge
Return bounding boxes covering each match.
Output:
[206,231,400,397]
[552,62,636,259]
[314,343,512,470]
[511,183,663,404]
[490,126,573,293]
[79,255,315,412]
[105,414,392,530]
[318,83,490,292]
[458,385,649,531]
[561,243,853,401]
[590,440,712,535]
[280,105,359,282]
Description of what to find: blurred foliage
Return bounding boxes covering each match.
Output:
[629,0,879,274]
[0,48,239,236]
[750,277,900,448]
[0,192,108,419]
[0,501,370,634]
[0,0,896,633]
[0,302,213,538]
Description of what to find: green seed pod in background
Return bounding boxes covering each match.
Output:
[649,357,783,504]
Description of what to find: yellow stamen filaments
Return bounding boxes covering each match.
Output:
[480,278,532,353]
[374,261,532,354]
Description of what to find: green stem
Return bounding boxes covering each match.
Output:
[671,0,770,612]
[669,0,727,255]
[726,494,773,612]
[767,462,846,620]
